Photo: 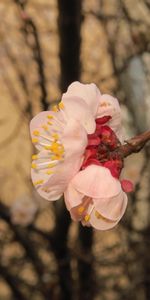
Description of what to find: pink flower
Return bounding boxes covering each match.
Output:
[64,165,128,230]
[30,81,132,230]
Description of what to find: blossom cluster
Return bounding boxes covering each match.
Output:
[30,82,133,230]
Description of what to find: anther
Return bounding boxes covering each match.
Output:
[47,115,54,119]
[78,206,85,214]
[44,145,52,150]
[42,124,48,131]
[33,179,44,185]
[48,163,56,168]
[52,133,59,140]
[52,105,58,112]
[51,154,62,161]
[32,138,38,143]
[32,154,38,160]
[95,211,107,221]
[46,170,54,175]
[31,163,37,169]
[33,130,40,136]
[58,101,64,109]
[84,214,90,222]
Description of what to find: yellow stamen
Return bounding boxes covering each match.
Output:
[33,130,40,136]
[58,101,64,109]
[48,163,56,168]
[52,105,58,112]
[47,115,53,119]
[33,179,44,185]
[46,170,54,175]
[32,154,38,160]
[32,138,38,143]
[78,206,85,214]
[95,211,100,219]
[51,154,62,161]
[47,121,53,125]
[52,133,59,140]
[84,214,90,222]
[42,124,48,131]
[44,145,51,150]
[31,163,37,169]
[51,142,59,150]
[50,142,64,155]
[95,211,109,221]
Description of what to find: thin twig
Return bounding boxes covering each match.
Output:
[118,131,150,158]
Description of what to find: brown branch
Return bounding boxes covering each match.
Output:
[97,131,150,164]
[118,130,150,158]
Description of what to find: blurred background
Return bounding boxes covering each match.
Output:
[0,0,150,299]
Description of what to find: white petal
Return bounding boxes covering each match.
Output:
[62,96,96,134]
[62,81,101,115]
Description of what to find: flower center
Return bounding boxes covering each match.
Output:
[81,116,123,179]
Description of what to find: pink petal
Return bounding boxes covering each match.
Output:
[41,156,83,201]
[96,94,122,140]
[31,169,63,201]
[121,179,134,192]
[64,184,84,211]
[31,152,63,201]
[30,111,66,150]
[30,111,51,133]
[62,118,88,159]
[97,94,121,118]
[62,81,101,115]
[93,191,127,221]
[89,193,128,230]
[62,96,96,134]
[69,165,122,199]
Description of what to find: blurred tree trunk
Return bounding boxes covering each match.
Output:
[56,1,82,299]
[57,1,95,299]
[57,0,82,91]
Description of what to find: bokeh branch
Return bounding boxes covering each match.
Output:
[13,0,48,110]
